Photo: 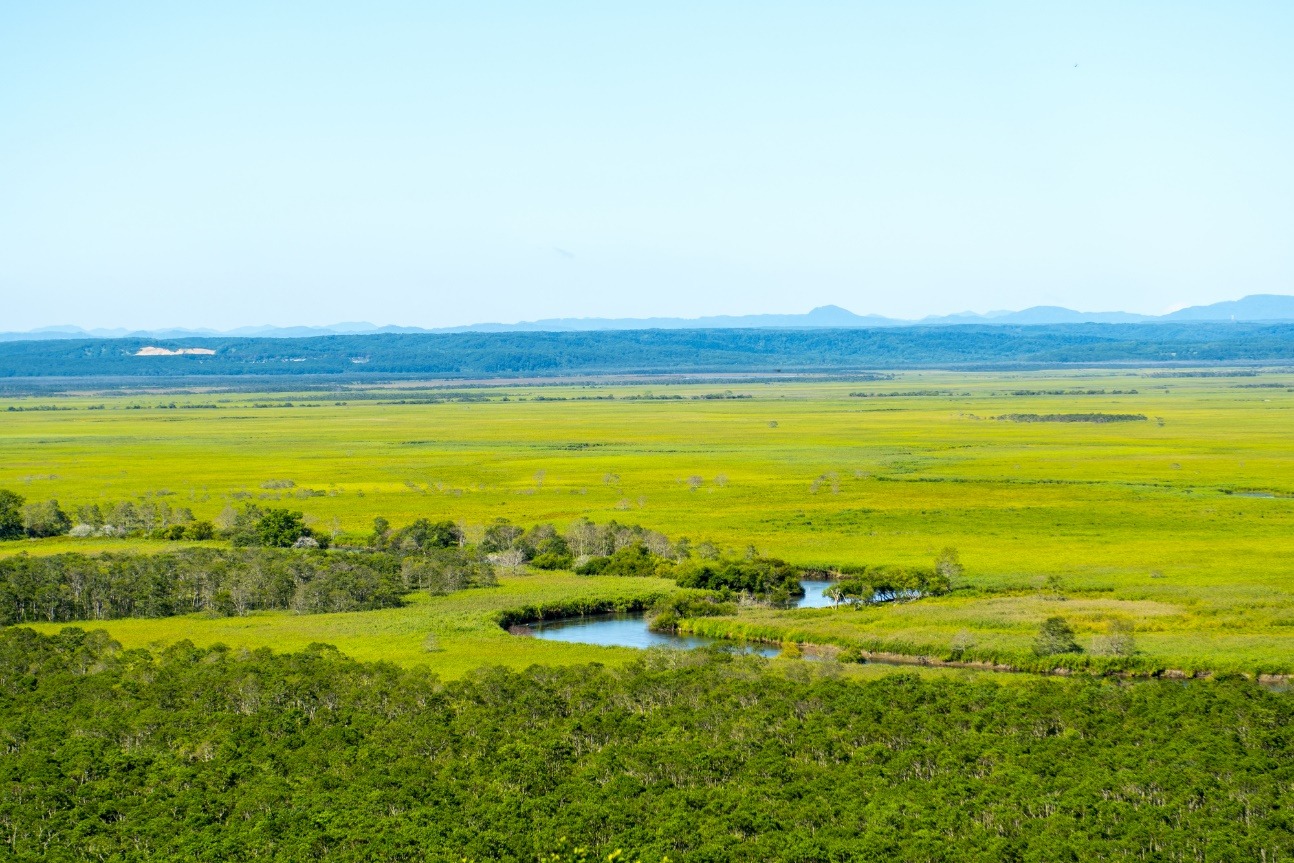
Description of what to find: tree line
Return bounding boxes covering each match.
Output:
[0,547,405,623]
[0,505,964,629]
[0,489,215,541]
[0,515,502,624]
[3,322,1294,379]
[0,626,1289,862]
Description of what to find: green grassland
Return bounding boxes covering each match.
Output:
[3,368,1293,675]
[15,572,995,683]
[22,572,676,677]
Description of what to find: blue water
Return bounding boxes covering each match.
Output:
[525,613,780,657]
[521,580,839,655]
[796,579,836,608]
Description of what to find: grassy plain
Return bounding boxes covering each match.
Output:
[3,368,1293,674]
[22,572,677,677]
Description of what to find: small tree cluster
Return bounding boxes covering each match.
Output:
[824,564,953,607]
[72,498,199,538]
[227,505,327,549]
[0,490,77,539]
[672,557,802,604]
[0,489,220,541]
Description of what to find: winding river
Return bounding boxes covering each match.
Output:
[518,579,837,656]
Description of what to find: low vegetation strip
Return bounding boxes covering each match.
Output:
[675,617,1186,678]
[494,594,669,629]
[994,412,1148,423]
[1,627,1289,862]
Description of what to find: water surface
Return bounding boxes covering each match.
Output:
[524,613,780,657]
[796,579,837,608]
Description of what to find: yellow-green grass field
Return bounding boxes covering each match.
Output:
[15,571,997,683]
[3,368,1293,674]
[21,572,677,677]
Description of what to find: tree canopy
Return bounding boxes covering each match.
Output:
[0,628,1289,862]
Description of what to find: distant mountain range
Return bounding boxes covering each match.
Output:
[4,294,1293,342]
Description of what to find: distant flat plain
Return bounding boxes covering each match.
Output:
[4,368,1292,676]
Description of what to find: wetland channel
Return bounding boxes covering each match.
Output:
[517,579,838,658]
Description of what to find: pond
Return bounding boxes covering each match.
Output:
[517,580,839,656]
[523,613,781,657]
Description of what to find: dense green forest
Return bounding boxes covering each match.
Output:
[0,322,1291,378]
[0,627,1289,862]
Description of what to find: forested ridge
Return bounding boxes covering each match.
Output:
[0,627,1290,862]
[1,322,1291,378]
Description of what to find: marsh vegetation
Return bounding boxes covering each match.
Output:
[2,368,1293,857]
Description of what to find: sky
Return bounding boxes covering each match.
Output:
[1,1,1292,330]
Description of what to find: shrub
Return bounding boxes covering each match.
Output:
[575,543,661,577]
[1033,617,1081,656]
[1090,620,1137,657]
[185,521,215,541]
[648,591,737,631]
[530,551,574,570]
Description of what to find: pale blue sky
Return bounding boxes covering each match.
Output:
[2,1,1291,330]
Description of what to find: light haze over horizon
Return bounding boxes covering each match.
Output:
[2,2,1291,331]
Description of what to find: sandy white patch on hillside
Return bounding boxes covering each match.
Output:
[134,347,216,356]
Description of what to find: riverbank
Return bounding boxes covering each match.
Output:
[675,611,1294,683]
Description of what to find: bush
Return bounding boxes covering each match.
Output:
[1033,617,1081,656]
[575,543,661,577]
[1090,620,1137,657]
[530,551,574,570]
[648,591,737,631]
[185,521,215,541]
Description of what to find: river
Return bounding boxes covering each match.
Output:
[518,579,835,655]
